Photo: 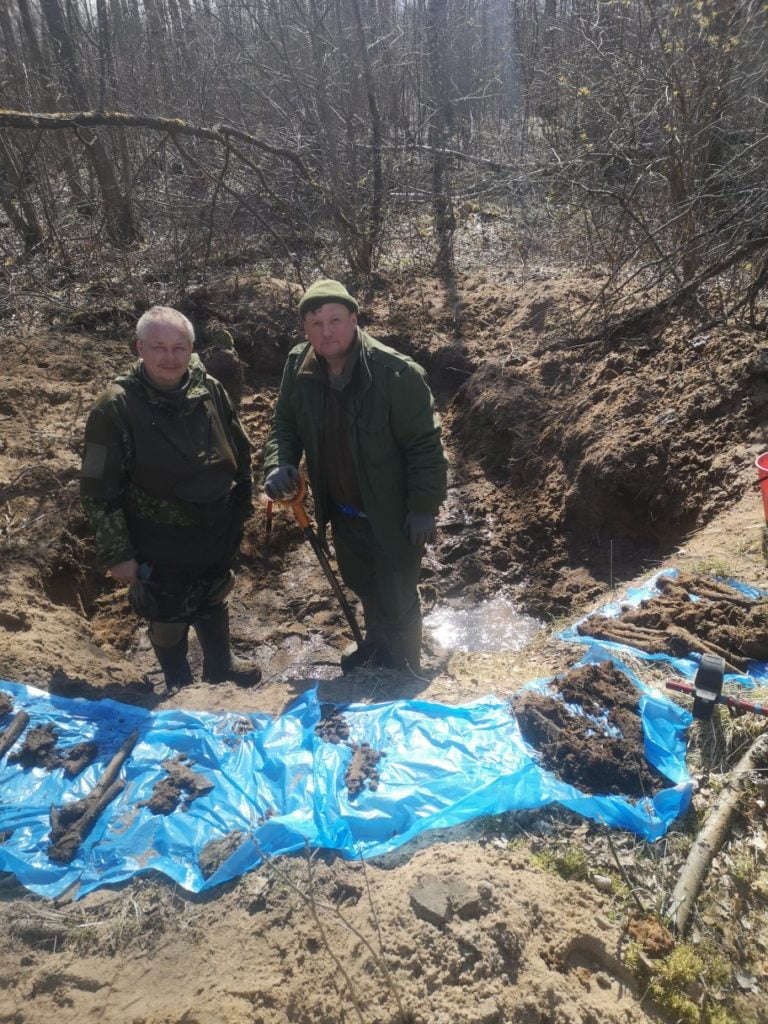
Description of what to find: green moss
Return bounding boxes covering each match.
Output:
[623,940,645,976]
[648,983,699,1023]
[532,846,589,881]
[659,944,703,986]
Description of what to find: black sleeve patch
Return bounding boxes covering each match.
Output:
[81,442,109,479]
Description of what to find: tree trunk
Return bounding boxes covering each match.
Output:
[41,0,138,245]
[0,136,45,250]
[426,0,455,274]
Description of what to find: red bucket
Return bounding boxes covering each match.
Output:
[756,452,768,523]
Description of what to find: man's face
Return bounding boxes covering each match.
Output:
[303,302,357,367]
[136,323,193,390]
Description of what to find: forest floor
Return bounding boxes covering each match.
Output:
[1,264,768,1024]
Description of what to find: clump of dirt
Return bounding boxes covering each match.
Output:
[315,704,351,744]
[344,743,383,798]
[0,691,13,716]
[199,830,247,879]
[512,662,667,797]
[4,721,97,775]
[8,722,58,769]
[578,573,768,673]
[0,609,30,632]
[315,706,383,797]
[626,913,676,959]
[139,755,214,815]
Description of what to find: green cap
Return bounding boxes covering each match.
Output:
[298,279,359,318]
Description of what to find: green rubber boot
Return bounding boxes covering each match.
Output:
[149,622,193,690]
[194,605,262,687]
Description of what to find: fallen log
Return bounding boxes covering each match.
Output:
[667,729,768,934]
[0,711,30,759]
[48,728,138,864]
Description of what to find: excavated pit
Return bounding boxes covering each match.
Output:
[0,272,765,697]
[2,271,768,1024]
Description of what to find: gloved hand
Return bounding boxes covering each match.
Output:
[265,464,300,499]
[404,511,436,546]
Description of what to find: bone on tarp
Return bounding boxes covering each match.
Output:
[0,710,30,760]
[48,728,139,864]
[578,614,747,674]
[656,572,755,607]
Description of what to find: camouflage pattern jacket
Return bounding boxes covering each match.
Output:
[81,356,252,568]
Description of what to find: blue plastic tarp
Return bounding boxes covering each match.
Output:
[558,569,768,688]
[0,648,693,900]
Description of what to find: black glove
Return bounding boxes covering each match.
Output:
[128,564,159,619]
[265,464,300,499]
[403,511,436,546]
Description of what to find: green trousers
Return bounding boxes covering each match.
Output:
[330,513,423,671]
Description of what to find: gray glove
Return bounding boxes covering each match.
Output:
[265,464,300,499]
[404,511,436,546]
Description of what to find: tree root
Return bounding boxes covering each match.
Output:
[667,729,768,934]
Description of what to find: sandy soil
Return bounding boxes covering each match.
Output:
[1,271,768,1023]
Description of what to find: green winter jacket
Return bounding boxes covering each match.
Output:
[263,329,447,563]
[81,356,252,567]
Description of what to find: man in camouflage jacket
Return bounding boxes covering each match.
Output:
[264,280,447,674]
[81,305,260,690]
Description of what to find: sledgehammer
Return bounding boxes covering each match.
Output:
[273,474,364,647]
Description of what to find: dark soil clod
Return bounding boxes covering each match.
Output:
[139,756,214,815]
[8,723,59,769]
[511,662,667,798]
[315,706,385,797]
[315,705,351,744]
[199,830,247,879]
[345,742,384,798]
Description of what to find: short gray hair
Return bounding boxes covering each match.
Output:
[136,306,195,346]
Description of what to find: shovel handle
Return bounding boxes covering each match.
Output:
[272,473,365,646]
[665,680,768,717]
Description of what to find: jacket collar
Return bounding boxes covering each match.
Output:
[297,329,365,391]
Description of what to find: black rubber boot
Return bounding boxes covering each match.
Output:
[151,637,194,690]
[194,605,262,687]
[381,621,422,674]
[339,640,386,675]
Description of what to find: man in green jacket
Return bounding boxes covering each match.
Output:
[263,279,447,673]
[81,306,261,691]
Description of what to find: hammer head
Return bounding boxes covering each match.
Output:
[692,653,725,721]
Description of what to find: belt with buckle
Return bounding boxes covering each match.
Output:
[333,501,368,518]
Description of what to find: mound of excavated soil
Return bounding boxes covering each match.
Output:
[512,662,667,797]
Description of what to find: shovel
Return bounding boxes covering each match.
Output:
[272,474,365,648]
